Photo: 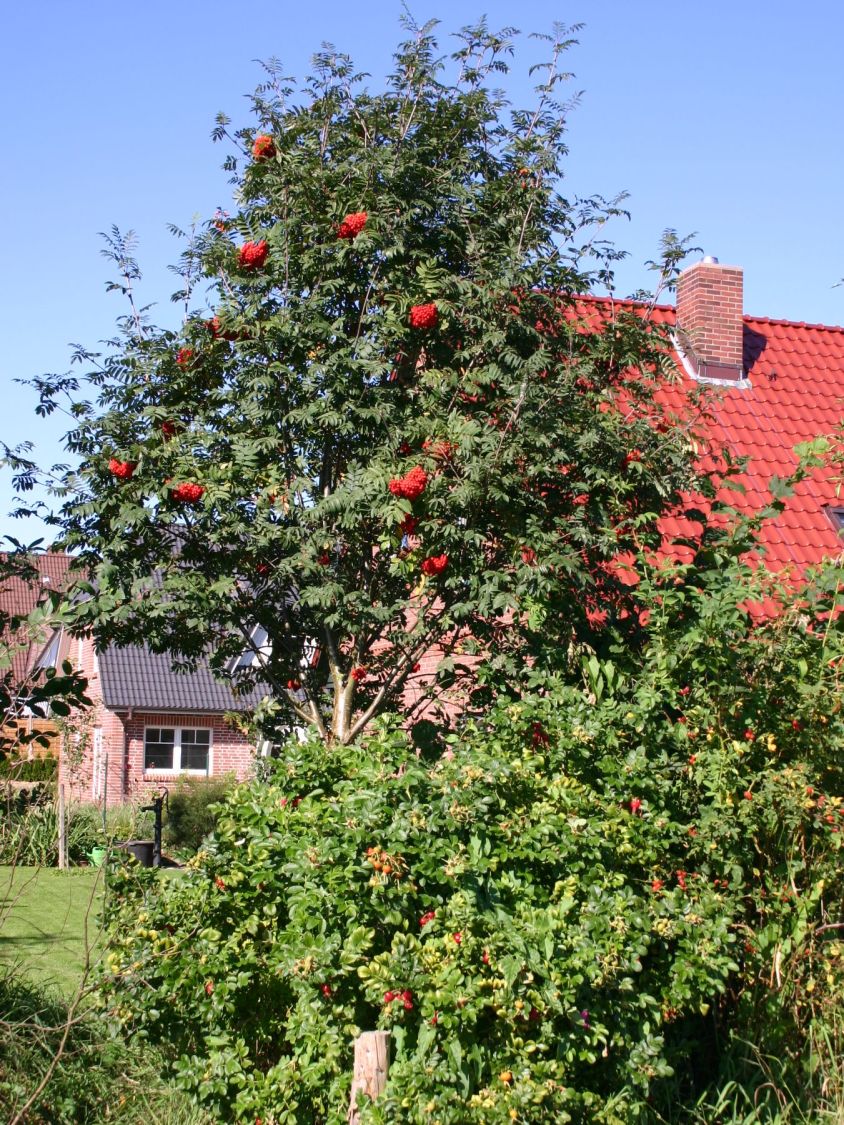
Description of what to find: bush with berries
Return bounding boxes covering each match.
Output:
[97,541,844,1122]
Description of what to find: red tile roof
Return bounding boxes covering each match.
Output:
[0,552,76,685]
[581,297,844,575]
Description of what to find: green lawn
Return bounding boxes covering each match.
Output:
[0,865,105,995]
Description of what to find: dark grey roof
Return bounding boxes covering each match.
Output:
[98,645,268,713]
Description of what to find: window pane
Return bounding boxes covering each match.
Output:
[181,729,210,772]
[144,729,175,771]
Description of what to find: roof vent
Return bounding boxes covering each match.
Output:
[676,258,744,383]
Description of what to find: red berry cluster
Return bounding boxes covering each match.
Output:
[398,514,418,537]
[420,554,448,577]
[422,438,456,460]
[384,989,414,1010]
[176,347,194,368]
[409,303,439,330]
[351,666,367,683]
[205,316,239,342]
[238,240,269,270]
[337,211,368,240]
[108,459,136,480]
[170,482,205,504]
[252,134,275,160]
[419,911,436,927]
[389,466,428,501]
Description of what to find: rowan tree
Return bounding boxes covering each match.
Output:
[30,19,706,743]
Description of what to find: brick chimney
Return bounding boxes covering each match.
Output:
[675,256,744,382]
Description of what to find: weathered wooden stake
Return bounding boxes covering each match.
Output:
[347,1030,390,1124]
[57,784,67,870]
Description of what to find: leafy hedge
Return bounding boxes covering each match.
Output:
[98,618,844,1124]
[164,774,236,855]
[0,755,58,781]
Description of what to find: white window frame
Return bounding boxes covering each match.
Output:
[143,726,213,776]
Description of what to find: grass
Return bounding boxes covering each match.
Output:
[0,969,211,1125]
[0,865,104,995]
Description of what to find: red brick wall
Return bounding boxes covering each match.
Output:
[123,711,257,802]
[676,260,744,372]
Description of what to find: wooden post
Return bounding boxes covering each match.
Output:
[102,753,108,832]
[57,784,67,870]
[347,1031,390,1124]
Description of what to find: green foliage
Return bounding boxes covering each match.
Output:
[96,535,844,1123]
[0,801,104,866]
[0,754,58,780]
[0,969,211,1124]
[164,774,236,854]
[31,18,707,742]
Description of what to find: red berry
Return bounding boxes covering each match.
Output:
[389,466,428,501]
[452,932,462,944]
[321,984,333,998]
[170,481,204,504]
[252,134,275,160]
[419,911,436,927]
[176,346,194,368]
[351,666,367,683]
[108,458,136,480]
[337,211,367,240]
[286,679,301,691]
[238,240,269,270]
[409,302,438,330]
[205,980,214,995]
[420,554,448,577]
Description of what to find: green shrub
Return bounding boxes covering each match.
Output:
[163,774,235,854]
[0,968,210,1124]
[0,755,58,780]
[0,801,103,866]
[97,687,842,1125]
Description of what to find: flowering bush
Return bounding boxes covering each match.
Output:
[96,544,844,1122]
[408,302,438,330]
[337,211,367,240]
[237,239,269,270]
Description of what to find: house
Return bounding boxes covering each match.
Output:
[26,258,844,803]
[0,550,75,757]
[57,633,267,805]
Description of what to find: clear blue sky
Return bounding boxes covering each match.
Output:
[2,0,843,543]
